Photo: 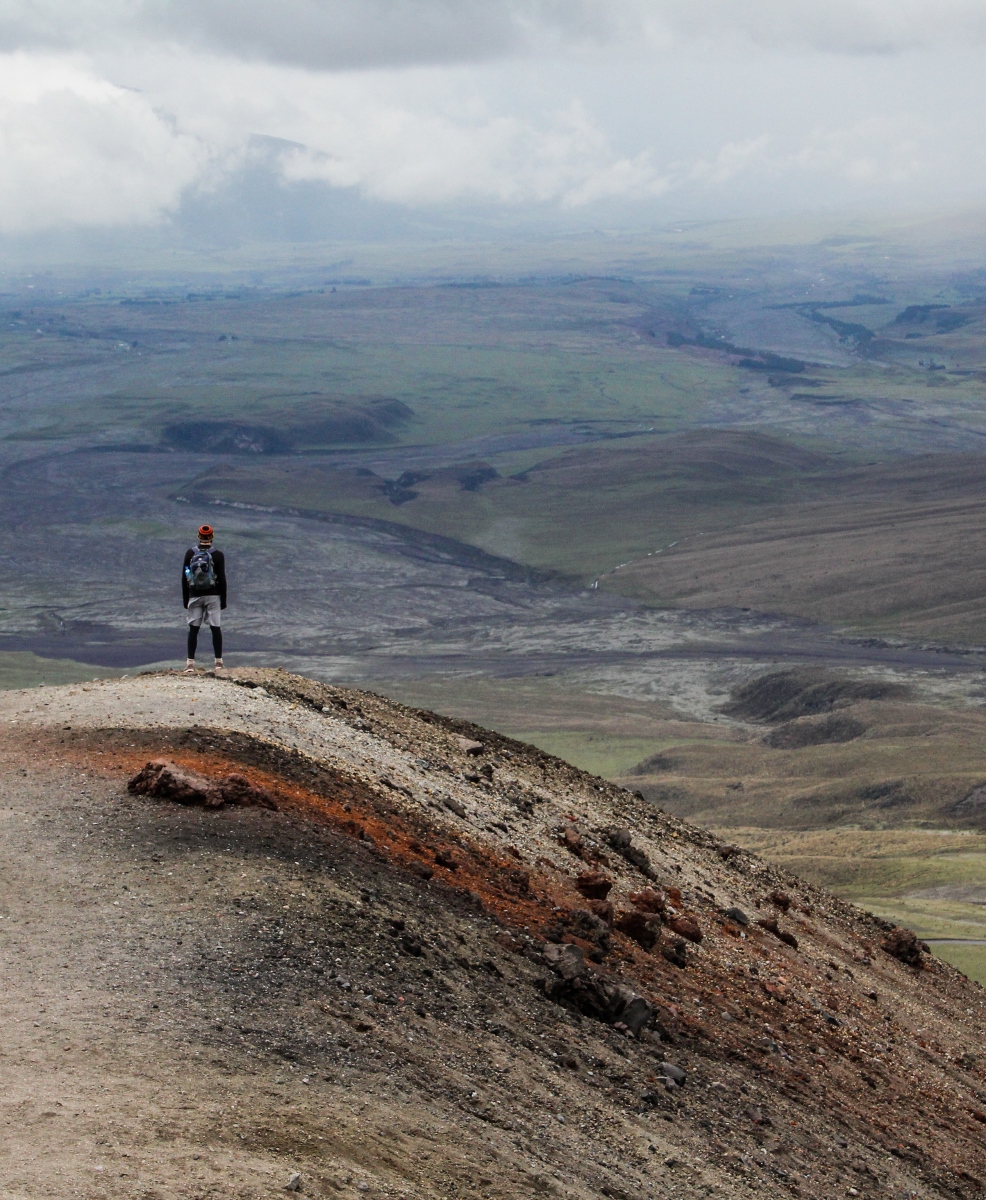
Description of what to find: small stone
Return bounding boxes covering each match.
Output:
[457,737,484,756]
[756,917,798,950]
[768,889,792,912]
[628,887,666,915]
[614,909,661,950]
[434,849,459,870]
[285,1173,302,1192]
[658,1061,686,1086]
[127,759,276,810]
[542,942,586,981]
[881,927,927,967]
[561,826,585,856]
[724,906,750,926]
[575,870,613,900]
[606,827,632,850]
[666,915,702,944]
[661,939,689,968]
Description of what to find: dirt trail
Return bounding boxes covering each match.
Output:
[4,669,986,1199]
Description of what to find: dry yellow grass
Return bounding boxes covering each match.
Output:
[607,455,986,641]
[618,698,986,829]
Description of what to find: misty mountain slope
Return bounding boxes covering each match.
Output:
[3,669,986,1199]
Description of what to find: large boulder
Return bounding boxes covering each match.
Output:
[128,759,277,810]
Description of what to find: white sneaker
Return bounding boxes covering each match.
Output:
[214,659,225,675]
[183,659,196,674]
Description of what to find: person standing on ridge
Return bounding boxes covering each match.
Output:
[182,524,227,674]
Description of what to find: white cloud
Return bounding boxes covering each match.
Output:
[0,52,211,232]
[273,87,668,206]
[787,119,929,184]
[0,3,984,234]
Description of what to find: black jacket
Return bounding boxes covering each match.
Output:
[182,547,227,608]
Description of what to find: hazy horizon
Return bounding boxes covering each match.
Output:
[3,1,986,253]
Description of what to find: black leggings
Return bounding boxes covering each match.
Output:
[188,624,223,660]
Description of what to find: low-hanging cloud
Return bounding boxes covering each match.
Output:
[270,83,669,207]
[0,52,212,232]
[0,2,983,234]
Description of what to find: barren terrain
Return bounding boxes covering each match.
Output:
[5,669,986,1198]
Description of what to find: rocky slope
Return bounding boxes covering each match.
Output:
[2,668,986,1199]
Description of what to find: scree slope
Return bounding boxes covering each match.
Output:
[1,668,984,1199]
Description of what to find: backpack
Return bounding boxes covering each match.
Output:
[185,548,217,594]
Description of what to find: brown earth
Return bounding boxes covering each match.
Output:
[5,668,986,1198]
[606,452,986,642]
[621,669,986,832]
[192,427,986,642]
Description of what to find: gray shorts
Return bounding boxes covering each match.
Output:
[186,595,221,627]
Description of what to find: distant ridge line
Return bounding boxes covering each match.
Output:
[171,491,572,586]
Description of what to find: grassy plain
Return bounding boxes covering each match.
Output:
[620,688,986,831]
[193,428,986,642]
[9,215,986,979]
[0,651,123,689]
[604,450,986,642]
[372,670,749,778]
[188,428,835,575]
[724,827,986,981]
[0,280,721,449]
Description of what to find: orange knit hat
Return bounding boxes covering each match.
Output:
[198,524,214,541]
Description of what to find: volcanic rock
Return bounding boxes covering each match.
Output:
[127,759,277,809]
[628,887,666,915]
[881,927,929,967]
[614,909,662,950]
[724,906,750,926]
[757,917,799,950]
[666,915,702,944]
[661,939,689,968]
[575,870,613,900]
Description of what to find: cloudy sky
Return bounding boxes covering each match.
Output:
[2,0,986,238]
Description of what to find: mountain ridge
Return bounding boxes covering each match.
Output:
[3,667,986,1198]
